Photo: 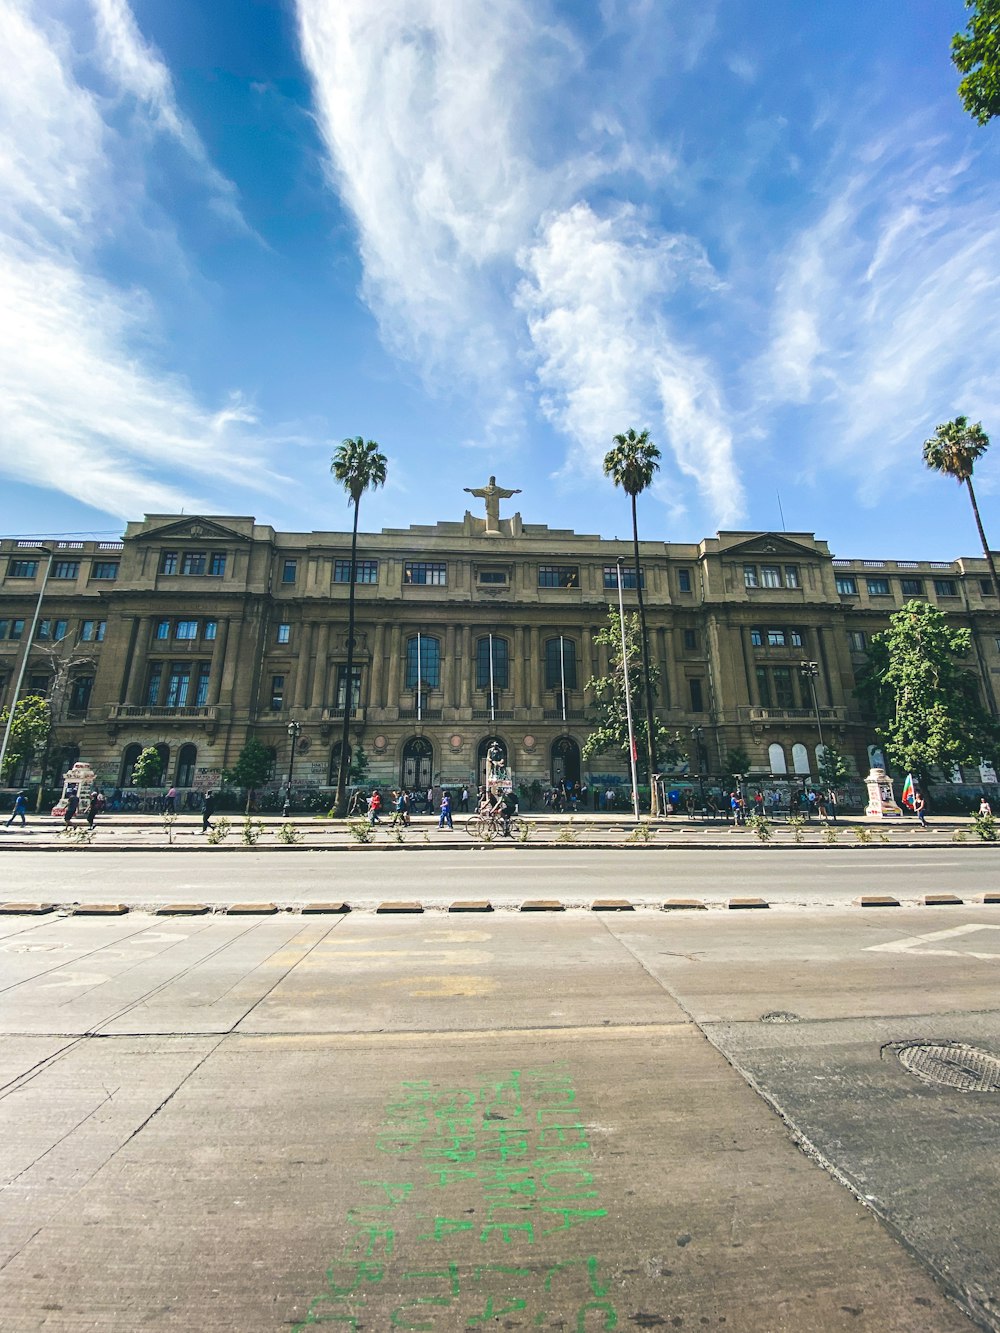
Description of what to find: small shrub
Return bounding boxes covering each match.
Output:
[877,829,891,843]
[627,821,654,843]
[386,824,407,844]
[787,815,805,844]
[971,811,999,842]
[557,819,580,844]
[853,825,873,845]
[60,825,95,846]
[206,816,231,845]
[517,820,535,844]
[241,817,265,846]
[952,828,969,843]
[822,825,839,845]
[747,814,772,843]
[162,811,177,845]
[277,822,301,845]
[347,818,376,844]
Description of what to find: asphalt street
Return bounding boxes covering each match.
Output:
[0,867,999,1331]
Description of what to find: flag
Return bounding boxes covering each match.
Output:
[901,773,915,809]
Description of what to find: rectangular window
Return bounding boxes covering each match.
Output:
[27,673,49,695]
[146,663,163,706]
[404,561,447,586]
[91,561,119,580]
[772,666,795,709]
[155,619,171,640]
[203,620,217,641]
[36,619,68,641]
[849,631,868,652]
[336,665,363,711]
[755,666,771,707]
[335,558,380,584]
[538,565,579,588]
[544,637,578,690]
[68,676,94,713]
[981,578,995,596]
[181,552,206,576]
[766,629,786,647]
[8,560,38,578]
[478,569,508,585]
[281,559,297,584]
[208,552,226,577]
[603,566,644,589]
[743,565,758,589]
[476,637,510,690]
[750,629,762,647]
[677,568,692,593]
[836,575,858,595]
[689,678,704,712]
[80,619,106,642]
[682,628,698,650]
[175,621,199,640]
[867,578,890,595]
[761,566,782,588]
[270,675,284,710]
[934,578,958,597]
[53,561,79,579]
[405,635,441,688]
[165,665,191,708]
[900,578,924,597]
[159,551,178,575]
[790,629,804,648]
[784,566,800,588]
[7,619,25,641]
[195,663,212,707]
[276,623,290,644]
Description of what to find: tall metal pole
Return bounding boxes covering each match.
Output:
[559,635,566,724]
[284,720,300,815]
[799,660,825,768]
[488,632,495,723]
[0,547,53,785]
[616,559,640,823]
[416,632,422,722]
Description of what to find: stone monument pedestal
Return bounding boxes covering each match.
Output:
[865,767,902,818]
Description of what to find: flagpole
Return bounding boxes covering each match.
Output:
[416,631,422,722]
[616,558,641,824]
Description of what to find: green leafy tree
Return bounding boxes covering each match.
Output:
[0,695,50,783]
[923,417,999,598]
[723,747,752,791]
[222,738,276,812]
[131,746,163,788]
[331,437,388,816]
[953,0,1000,124]
[817,743,851,791]
[856,600,1000,783]
[583,608,683,780]
[604,428,662,810]
[349,743,370,785]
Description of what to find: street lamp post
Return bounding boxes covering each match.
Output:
[0,547,53,787]
[690,726,706,803]
[799,661,825,781]
[284,720,301,816]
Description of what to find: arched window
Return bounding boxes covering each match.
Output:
[791,742,810,775]
[544,637,577,690]
[405,636,440,689]
[119,743,142,788]
[768,743,787,775]
[475,636,509,690]
[176,743,197,787]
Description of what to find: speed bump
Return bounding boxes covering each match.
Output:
[520,900,565,912]
[0,903,55,915]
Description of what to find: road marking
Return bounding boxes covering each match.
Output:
[867,923,1000,959]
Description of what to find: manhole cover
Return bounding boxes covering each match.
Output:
[890,1041,1000,1092]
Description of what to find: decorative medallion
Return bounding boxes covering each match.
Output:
[297,737,311,754]
[450,734,463,749]
[522,734,536,751]
[373,734,388,752]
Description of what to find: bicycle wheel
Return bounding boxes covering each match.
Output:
[505,816,521,839]
[465,814,484,838]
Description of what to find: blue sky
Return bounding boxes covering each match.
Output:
[1,0,998,559]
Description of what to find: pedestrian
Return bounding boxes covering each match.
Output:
[402,788,412,825]
[367,789,382,825]
[426,786,433,814]
[202,790,215,833]
[64,791,79,824]
[753,789,765,820]
[438,790,453,830]
[828,788,838,823]
[5,791,27,827]
[816,790,828,820]
[914,791,928,828]
[979,795,992,817]
[85,793,99,828]
[460,786,469,813]
[165,785,178,814]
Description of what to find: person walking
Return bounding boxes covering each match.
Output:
[201,790,215,834]
[979,795,992,817]
[165,786,178,815]
[367,789,382,825]
[437,790,453,830]
[914,791,928,828]
[63,791,79,825]
[5,791,27,828]
[459,786,469,813]
[85,793,99,829]
[827,788,838,823]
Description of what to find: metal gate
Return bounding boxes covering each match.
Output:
[402,737,433,790]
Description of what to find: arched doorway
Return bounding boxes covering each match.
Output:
[402,736,433,791]
[119,743,142,788]
[477,736,507,786]
[176,743,197,788]
[551,736,581,787]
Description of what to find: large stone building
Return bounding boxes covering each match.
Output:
[2,479,999,798]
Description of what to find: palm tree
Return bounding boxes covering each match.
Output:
[923,417,1000,600]
[331,437,388,816]
[603,428,662,812]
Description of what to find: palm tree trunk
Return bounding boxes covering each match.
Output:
[966,477,1000,600]
[334,499,360,816]
[631,495,659,814]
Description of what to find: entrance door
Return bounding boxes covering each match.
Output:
[402,737,433,790]
[551,736,581,787]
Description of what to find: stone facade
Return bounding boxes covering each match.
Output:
[2,504,999,796]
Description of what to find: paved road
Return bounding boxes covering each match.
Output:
[1,845,998,909]
[1,890,999,1330]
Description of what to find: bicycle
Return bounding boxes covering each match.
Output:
[465,811,521,839]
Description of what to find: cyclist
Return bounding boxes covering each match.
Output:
[493,787,518,836]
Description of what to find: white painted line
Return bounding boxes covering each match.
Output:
[867,923,1000,960]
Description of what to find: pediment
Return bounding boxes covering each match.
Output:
[134,517,252,544]
[720,532,821,560]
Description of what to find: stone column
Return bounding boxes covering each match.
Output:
[582,627,595,708]
[370,622,385,708]
[311,622,330,710]
[513,626,525,711]
[460,627,471,708]
[387,624,401,708]
[443,625,456,709]
[208,618,229,705]
[293,623,314,710]
[120,615,148,705]
[529,627,541,708]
